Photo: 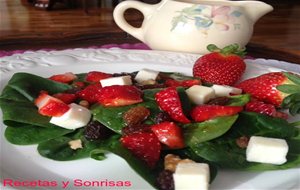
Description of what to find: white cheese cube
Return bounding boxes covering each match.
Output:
[173,162,210,190]
[50,103,91,130]
[246,136,288,165]
[100,76,132,87]
[134,69,159,84]
[211,84,242,97]
[185,85,215,105]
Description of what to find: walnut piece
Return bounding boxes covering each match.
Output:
[164,154,195,172]
[68,139,83,150]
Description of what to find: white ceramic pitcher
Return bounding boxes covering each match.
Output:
[113,0,273,54]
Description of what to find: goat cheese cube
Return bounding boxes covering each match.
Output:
[246,136,288,165]
[211,84,242,97]
[173,162,210,190]
[134,69,159,84]
[185,85,215,105]
[50,103,91,130]
[100,76,132,87]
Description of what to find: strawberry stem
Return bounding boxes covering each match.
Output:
[207,44,247,57]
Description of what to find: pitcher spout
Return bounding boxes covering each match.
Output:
[240,1,273,23]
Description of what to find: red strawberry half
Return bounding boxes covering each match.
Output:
[193,44,246,85]
[191,105,243,122]
[53,93,77,104]
[151,122,185,149]
[155,87,190,123]
[98,85,143,107]
[35,92,70,117]
[49,72,77,84]
[77,83,103,103]
[245,100,288,119]
[85,71,112,83]
[165,79,201,88]
[120,132,161,168]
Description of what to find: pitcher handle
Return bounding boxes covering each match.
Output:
[113,1,155,42]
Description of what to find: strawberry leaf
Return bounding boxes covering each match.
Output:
[283,72,300,85]
[276,84,300,94]
[290,102,300,116]
[282,93,300,107]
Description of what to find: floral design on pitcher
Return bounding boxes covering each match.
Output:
[171,5,242,32]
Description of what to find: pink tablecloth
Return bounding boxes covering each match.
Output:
[0,43,151,58]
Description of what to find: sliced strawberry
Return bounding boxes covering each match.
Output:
[52,93,77,104]
[35,93,70,117]
[191,105,243,122]
[120,132,161,168]
[245,100,288,119]
[97,85,143,107]
[165,79,201,88]
[85,71,113,83]
[73,81,86,88]
[151,122,185,149]
[155,87,190,123]
[49,72,77,84]
[34,91,50,108]
[76,83,103,103]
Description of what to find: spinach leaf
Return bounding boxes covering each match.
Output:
[37,129,113,161]
[91,89,161,134]
[0,98,54,127]
[226,94,251,106]
[5,125,72,145]
[189,112,300,170]
[183,115,238,146]
[94,137,159,189]
[2,72,72,101]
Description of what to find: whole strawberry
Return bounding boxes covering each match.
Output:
[193,44,246,85]
[236,72,300,115]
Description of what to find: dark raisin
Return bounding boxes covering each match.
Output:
[123,106,150,126]
[155,112,173,124]
[84,120,113,141]
[112,72,136,79]
[207,97,230,105]
[135,83,167,90]
[156,170,174,190]
[122,124,152,136]
[64,87,83,94]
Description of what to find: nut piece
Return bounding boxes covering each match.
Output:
[68,139,83,150]
[123,106,150,126]
[79,100,90,108]
[236,136,249,148]
[140,79,157,85]
[164,154,195,172]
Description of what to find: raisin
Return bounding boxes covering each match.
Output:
[84,120,113,141]
[123,106,150,126]
[154,112,173,124]
[207,97,230,105]
[112,72,136,79]
[122,124,152,136]
[135,83,167,90]
[156,170,175,190]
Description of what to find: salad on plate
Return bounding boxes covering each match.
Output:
[0,45,300,190]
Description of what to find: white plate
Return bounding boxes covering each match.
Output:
[0,49,299,190]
